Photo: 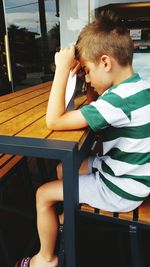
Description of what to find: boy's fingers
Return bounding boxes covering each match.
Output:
[71,62,81,76]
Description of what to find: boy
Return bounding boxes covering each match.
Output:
[16,10,150,267]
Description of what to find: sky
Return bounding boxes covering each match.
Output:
[4,0,59,33]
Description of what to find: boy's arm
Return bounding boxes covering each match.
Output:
[46,46,88,130]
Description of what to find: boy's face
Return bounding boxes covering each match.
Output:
[80,58,112,95]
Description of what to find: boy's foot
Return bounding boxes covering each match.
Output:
[30,253,58,267]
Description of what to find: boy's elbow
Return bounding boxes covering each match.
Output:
[46,115,56,130]
[46,121,54,130]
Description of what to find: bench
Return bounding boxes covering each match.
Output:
[0,154,23,200]
[80,196,150,267]
[0,154,35,206]
[0,154,23,177]
[0,154,36,267]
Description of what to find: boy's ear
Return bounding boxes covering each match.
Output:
[100,55,112,71]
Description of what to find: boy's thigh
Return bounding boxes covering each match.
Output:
[79,156,94,175]
[37,179,63,203]
[57,156,94,179]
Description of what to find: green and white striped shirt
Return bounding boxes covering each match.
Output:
[80,73,150,201]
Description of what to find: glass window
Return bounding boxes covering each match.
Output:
[0,0,12,95]
[4,0,60,91]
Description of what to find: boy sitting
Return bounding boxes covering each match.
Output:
[16,9,150,267]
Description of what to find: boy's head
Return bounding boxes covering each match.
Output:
[75,9,133,67]
[75,9,134,94]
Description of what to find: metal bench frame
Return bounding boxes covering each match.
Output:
[80,198,150,267]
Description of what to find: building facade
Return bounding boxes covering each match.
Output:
[0,0,150,95]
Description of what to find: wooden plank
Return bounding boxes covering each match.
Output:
[138,197,150,224]
[16,116,52,138]
[0,81,51,103]
[99,209,114,217]
[119,211,133,221]
[0,155,23,178]
[0,102,48,136]
[48,129,85,142]
[81,205,134,221]
[81,200,150,224]
[47,94,89,147]
[0,154,14,167]
[80,204,114,217]
[0,92,49,124]
[0,86,50,112]
[48,128,90,149]
[80,204,95,213]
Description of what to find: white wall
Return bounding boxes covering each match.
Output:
[59,0,89,47]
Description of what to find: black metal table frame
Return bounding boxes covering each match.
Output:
[0,131,94,267]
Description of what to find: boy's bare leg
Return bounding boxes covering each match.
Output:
[30,158,90,267]
[30,179,63,267]
[57,157,91,180]
[57,157,91,225]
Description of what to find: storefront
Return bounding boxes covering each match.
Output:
[0,0,150,95]
[0,0,60,94]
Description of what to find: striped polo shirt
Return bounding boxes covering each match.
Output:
[80,73,150,201]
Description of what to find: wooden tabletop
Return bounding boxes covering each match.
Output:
[0,81,89,149]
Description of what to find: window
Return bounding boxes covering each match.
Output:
[4,0,60,91]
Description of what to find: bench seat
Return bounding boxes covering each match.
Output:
[0,154,36,267]
[0,154,23,179]
[80,196,150,226]
[80,196,150,267]
[0,153,35,213]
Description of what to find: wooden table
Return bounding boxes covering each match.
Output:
[0,81,94,267]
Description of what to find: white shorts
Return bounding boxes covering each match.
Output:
[79,157,143,212]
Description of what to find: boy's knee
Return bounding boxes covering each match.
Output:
[36,184,50,209]
[36,185,53,210]
[36,185,45,205]
[56,162,63,180]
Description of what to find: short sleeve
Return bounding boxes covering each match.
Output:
[80,92,131,132]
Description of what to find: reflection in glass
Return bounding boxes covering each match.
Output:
[0,0,12,95]
[4,0,60,91]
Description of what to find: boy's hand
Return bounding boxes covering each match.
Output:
[55,45,76,71]
[70,61,81,77]
[55,45,83,77]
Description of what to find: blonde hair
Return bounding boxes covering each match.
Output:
[76,9,133,66]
